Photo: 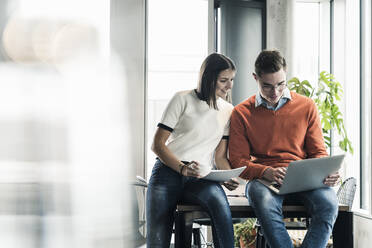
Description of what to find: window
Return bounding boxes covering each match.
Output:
[294,2,321,83]
[295,0,370,212]
[293,1,330,89]
[147,0,209,177]
[360,0,371,212]
[332,0,362,211]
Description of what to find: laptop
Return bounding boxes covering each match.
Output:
[257,154,345,195]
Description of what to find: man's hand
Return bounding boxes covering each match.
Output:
[222,178,240,191]
[323,171,340,187]
[262,167,287,185]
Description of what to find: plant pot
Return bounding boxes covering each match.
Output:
[239,234,256,248]
[239,237,246,248]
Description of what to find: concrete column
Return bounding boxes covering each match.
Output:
[208,0,216,53]
[110,1,146,245]
[266,0,295,78]
[110,0,146,179]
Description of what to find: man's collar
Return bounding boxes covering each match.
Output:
[255,88,292,108]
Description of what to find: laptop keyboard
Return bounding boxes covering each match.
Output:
[271,182,281,189]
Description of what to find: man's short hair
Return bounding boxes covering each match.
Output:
[254,50,286,77]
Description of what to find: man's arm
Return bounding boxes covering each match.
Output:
[304,100,340,186]
[304,100,328,158]
[228,108,268,180]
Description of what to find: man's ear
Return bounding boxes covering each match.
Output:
[252,72,258,81]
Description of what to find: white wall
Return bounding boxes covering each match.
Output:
[354,213,372,247]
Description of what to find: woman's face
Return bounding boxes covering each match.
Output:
[215,69,235,99]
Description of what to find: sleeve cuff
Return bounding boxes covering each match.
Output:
[157,123,173,132]
[238,159,267,180]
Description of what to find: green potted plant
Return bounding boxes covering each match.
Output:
[288,71,353,154]
[233,218,257,248]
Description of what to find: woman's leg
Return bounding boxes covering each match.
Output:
[246,180,293,248]
[183,179,234,248]
[146,160,183,248]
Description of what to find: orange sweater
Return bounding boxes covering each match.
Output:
[229,92,328,180]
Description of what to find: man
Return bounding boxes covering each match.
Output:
[229,50,340,248]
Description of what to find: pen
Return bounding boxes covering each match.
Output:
[227,194,245,197]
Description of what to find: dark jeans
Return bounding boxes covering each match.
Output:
[146,159,234,248]
[246,180,338,248]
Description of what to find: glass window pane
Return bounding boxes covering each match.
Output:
[293,2,320,84]
[147,0,208,177]
[360,0,371,211]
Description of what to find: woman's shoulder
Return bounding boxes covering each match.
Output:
[168,89,196,104]
[172,89,197,100]
[170,89,188,97]
[218,98,234,112]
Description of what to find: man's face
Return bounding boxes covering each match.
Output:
[253,68,287,107]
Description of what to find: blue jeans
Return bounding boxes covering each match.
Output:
[246,180,338,248]
[146,159,234,248]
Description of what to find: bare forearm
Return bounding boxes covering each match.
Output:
[153,144,201,177]
[151,128,186,173]
[214,139,233,170]
[152,144,183,173]
[215,157,232,170]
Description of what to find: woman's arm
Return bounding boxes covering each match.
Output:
[215,139,239,191]
[214,139,232,170]
[151,127,200,177]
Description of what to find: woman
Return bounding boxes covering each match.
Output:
[146,53,239,248]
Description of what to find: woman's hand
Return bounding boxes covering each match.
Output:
[262,167,287,185]
[222,178,240,191]
[182,161,201,178]
[323,171,340,187]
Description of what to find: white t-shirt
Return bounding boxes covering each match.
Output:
[158,89,233,171]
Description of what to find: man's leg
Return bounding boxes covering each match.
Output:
[246,180,293,248]
[300,187,338,248]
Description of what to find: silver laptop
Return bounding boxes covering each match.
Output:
[257,154,345,195]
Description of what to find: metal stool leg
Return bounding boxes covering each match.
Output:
[192,227,201,248]
[256,222,268,248]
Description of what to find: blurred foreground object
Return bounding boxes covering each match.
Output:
[0,0,134,247]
